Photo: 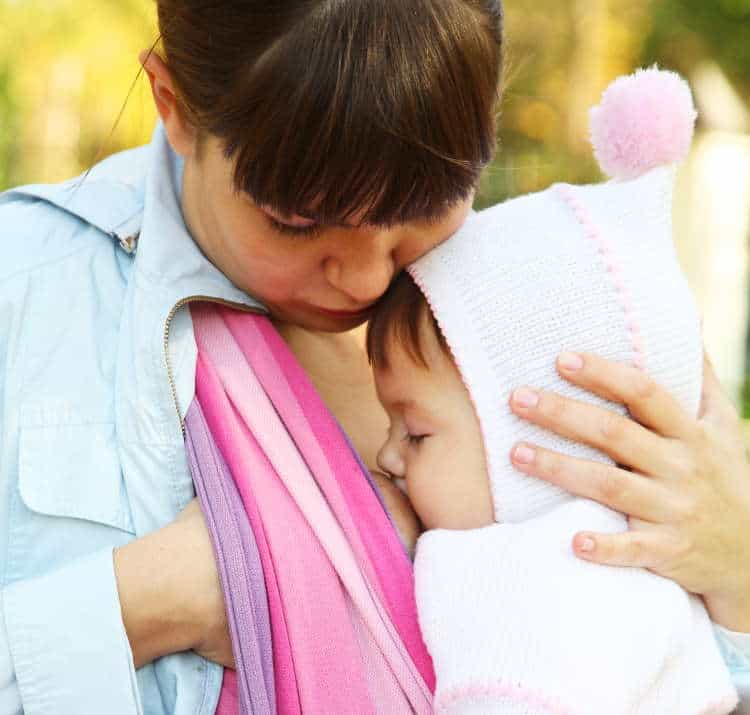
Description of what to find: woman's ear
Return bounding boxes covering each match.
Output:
[139,49,198,158]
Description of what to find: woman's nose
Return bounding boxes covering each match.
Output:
[377,440,405,479]
[323,230,397,305]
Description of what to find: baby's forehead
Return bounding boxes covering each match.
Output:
[373,332,463,410]
[373,346,428,400]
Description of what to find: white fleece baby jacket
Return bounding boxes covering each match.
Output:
[408,69,739,715]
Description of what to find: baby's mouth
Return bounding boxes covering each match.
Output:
[393,477,408,496]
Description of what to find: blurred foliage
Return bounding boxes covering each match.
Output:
[1,0,749,198]
[2,0,750,416]
[0,0,158,188]
[0,61,18,189]
[742,374,750,419]
[475,0,750,206]
[642,0,750,95]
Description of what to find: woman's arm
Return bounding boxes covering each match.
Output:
[115,477,416,672]
[1,500,231,715]
[114,499,234,669]
[508,351,750,631]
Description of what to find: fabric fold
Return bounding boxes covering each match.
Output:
[186,303,433,714]
[186,400,275,715]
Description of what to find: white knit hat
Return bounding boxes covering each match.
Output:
[409,68,702,524]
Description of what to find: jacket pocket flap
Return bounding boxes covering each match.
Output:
[19,422,135,533]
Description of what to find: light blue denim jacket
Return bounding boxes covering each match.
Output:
[0,124,748,714]
[0,124,263,715]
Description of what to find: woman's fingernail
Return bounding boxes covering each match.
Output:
[513,444,536,465]
[512,388,539,408]
[558,352,584,371]
[578,536,595,553]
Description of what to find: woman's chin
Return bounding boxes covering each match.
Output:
[271,305,372,333]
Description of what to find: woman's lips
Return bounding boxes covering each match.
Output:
[315,306,373,319]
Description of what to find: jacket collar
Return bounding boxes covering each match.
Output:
[133,123,263,311]
[8,122,264,314]
[6,142,148,248]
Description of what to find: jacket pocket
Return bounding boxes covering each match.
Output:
[18,420,135,534]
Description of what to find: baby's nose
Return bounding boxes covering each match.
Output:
[376,441,405,479]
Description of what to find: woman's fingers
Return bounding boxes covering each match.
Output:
[510,385,684,478]
[511,443,681,523]
[507,351,750,628]
[570,524,681,571]
[555,352,697,441]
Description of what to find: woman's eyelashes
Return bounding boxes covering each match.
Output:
[266,216,323,239]
[403,433,428,447]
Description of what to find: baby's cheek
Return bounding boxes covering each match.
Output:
[410,457,494,531]
[408,473,453,531]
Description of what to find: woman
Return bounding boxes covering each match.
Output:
[0,1,748,713]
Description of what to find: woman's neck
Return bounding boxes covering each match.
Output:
[273,321,388,471]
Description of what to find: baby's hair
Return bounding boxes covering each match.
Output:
[367,271,451,371]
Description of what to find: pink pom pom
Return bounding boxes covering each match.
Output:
[590,67,697,180]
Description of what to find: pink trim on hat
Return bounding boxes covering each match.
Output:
[555,184,646,371]
[698,694,741,715]
[435,679,736,715]
[434,680,573,715]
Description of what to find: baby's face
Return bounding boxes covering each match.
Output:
[374,320,495,531]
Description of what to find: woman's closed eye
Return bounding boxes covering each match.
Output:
[266,216,323,239]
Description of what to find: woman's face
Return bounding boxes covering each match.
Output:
[181,135,473,332]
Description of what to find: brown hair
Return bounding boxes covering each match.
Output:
[156,0,503,226]
[366,270,450,371]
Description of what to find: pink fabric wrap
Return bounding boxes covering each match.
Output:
[191,304,434,714]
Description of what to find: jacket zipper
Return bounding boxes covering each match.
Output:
[163,296,265,435]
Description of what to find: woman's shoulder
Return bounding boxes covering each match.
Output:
[0,143,150,282]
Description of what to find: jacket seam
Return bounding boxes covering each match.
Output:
[6,178,144,237]
[0,241,109,284]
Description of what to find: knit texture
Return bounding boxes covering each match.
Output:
[410,166,699,524]
[416,502,738,715]
[409,161,737,712]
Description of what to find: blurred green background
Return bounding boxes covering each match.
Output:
[2,0,750,413]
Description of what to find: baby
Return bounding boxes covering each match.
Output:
[367,69,738,714]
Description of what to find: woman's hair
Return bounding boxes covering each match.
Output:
[156,0,504,226]
[366,270,450,371]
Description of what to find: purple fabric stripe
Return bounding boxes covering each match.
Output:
[338,428,412,561]
[186,400,276,715]
[338,427,388,512]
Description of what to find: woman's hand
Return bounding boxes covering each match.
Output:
[508,351,750,632]
[114,498,235,669]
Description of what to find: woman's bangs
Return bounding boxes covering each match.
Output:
[221,0,502,226]
[233,120,482,227]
